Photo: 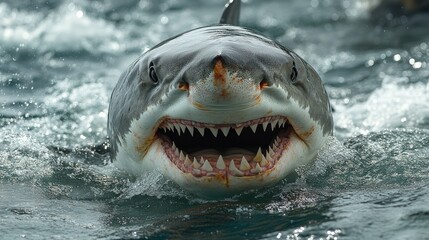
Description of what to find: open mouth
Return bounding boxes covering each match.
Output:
[156,116,292,177]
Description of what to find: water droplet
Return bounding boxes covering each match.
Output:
[412,62,422,69]
[76,10,84,18]
[160,16,169,24]
[393,54,401,61]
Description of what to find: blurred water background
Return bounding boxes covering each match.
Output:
[1,0,429,239]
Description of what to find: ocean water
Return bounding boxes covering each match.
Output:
[1,0,429,239]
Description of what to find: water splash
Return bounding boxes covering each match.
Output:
[0,2,125,55]
[335,80,429,138]
[304,129,429,190]
[0,129,54,183]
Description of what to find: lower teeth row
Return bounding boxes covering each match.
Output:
[170,137,282,176]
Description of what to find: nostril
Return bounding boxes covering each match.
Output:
[178,81,189,91]
[259,78,271,89]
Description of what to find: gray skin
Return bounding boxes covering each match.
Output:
[108,24,333,159]
[108,1,333,194]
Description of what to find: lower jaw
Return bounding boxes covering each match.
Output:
[141,130,310,198]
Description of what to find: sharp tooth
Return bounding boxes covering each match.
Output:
[196,127,205,136]
[186,125,194,136]
[234,127,243,136]
[239,156,251,171]
[168,123,174,131]
[232,169,244,176]
[172,142,176,150]
[175,148,180,156]
[174,124,181,135]
[192,157,201,169]
[216,155,226,170]
[229,160,244,176]
[274,137,280,147]
[201,160,213,172]
[262,122,269,131]
[260,155,268,167]
[179,151,185,161]
[268,146,274,156]
[229,160,237,171]
[273,144,279,152]
[163,127,167,133]
[252,147,263,162]
[209,127,219,137]
[251,163,262,173]
[200,156,205,165]
[280,119,286,127]
[256,163,262,171]
[271,119,279,130]
[184,155,192,166]
[250,124,258,133]
[179,124,186,134]
[266,154,274,163]
[220,127,230,136]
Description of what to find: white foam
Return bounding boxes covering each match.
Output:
[0,129,54,182]
[44,79,110,145]
[334,79,429,139]
[0,3,124,54]
[294,136,352,180]
[119,172,188,200]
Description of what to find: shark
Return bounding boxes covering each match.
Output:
[108,0,333,198]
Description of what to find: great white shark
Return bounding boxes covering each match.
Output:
[108,0,333,197]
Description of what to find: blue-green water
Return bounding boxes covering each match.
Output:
[1,0,429,239]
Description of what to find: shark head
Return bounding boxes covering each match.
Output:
[108,0,333,198]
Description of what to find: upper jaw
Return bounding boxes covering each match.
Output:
[149,127,309,198]
[157,116,289,138]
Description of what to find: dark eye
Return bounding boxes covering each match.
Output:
[149,62,159,83]
[290,62,298,83]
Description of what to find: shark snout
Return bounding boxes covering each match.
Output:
[188,56,266,111]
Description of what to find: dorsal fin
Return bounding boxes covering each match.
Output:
[219,0,241,25]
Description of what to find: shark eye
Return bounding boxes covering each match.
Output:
[149,62,159,83]
[290,62,298,83]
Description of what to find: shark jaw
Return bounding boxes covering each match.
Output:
[112,84,327,198]
[157,116,291,178]
[150,114,314,198]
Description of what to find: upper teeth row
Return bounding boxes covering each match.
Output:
[161,118,288,137]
